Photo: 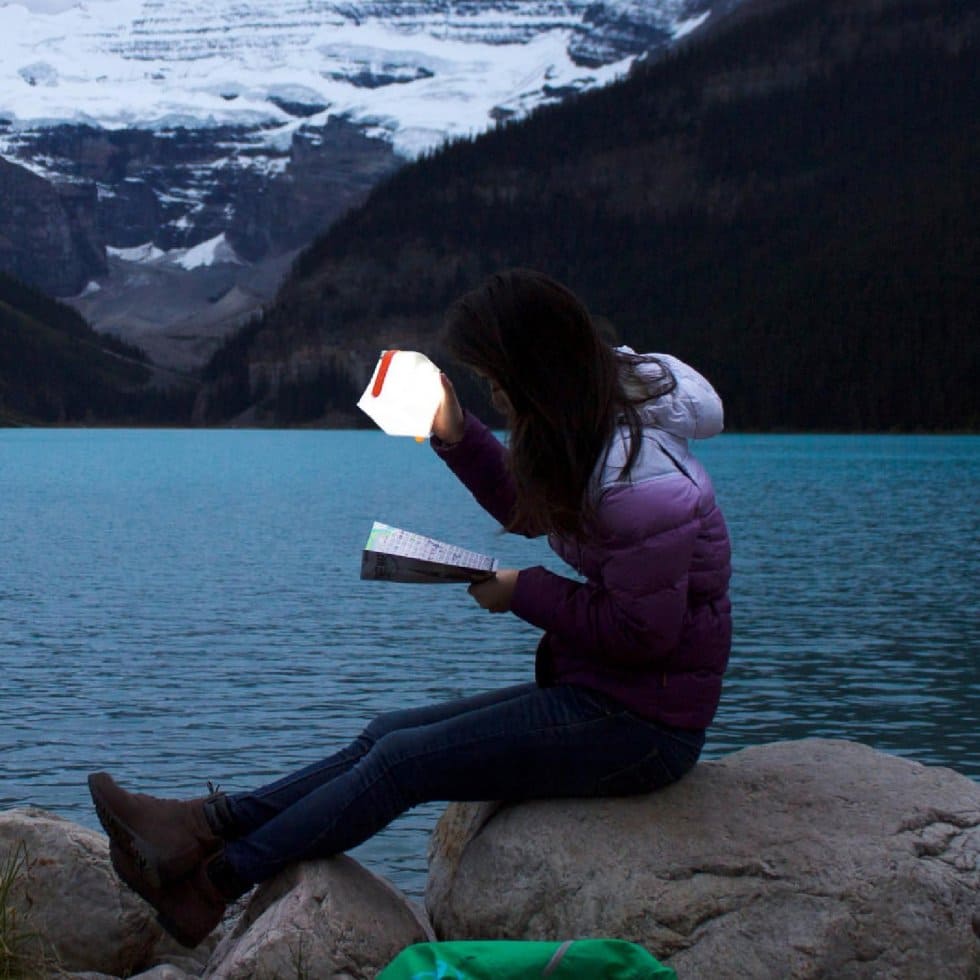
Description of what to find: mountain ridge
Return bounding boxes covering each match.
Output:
[0,270,192,425]
[195,0,979,432]
[1,0,710,149]
[0,0,715,340]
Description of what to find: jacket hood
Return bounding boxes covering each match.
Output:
[615,346,724,440]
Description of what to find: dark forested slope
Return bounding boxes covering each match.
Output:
[198,0,979,431]
[0,273,191,425]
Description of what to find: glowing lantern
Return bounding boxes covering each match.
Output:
[357,350,443,439]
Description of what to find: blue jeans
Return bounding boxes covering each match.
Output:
[223,682,704,883]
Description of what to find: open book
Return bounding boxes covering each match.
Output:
[360,521,498,584]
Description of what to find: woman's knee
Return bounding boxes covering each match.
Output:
[361,709,408,743]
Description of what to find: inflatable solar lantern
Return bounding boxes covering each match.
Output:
[357,350,443,439]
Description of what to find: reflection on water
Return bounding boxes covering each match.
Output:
[1,430,977,897]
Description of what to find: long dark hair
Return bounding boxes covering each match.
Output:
[444,269,669,537]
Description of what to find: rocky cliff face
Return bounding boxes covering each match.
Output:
[227,116,400,262]
[0,157,105,296]
[1,116,398,291]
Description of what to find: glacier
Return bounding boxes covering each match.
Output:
[0,0,710,157]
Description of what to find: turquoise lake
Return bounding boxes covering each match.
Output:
[1,429,977,897]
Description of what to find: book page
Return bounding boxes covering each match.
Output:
[361,521,498,584]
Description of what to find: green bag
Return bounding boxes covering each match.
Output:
[377,938,677,979]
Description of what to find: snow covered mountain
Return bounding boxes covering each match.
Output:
[0,0,719,365]
[1,0,711,157]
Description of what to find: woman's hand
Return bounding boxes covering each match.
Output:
[431,373,465,445]
[468,569,519,613]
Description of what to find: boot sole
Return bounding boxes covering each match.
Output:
[108,843,208,950]
[89,774,171,888]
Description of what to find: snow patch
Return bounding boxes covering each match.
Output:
[108,242,166,262]
[171,233,242,270]
[106,234,243,269]
[673,11,711,39]
[18,61,58,87]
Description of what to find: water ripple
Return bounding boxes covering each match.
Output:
[1,430,977,896]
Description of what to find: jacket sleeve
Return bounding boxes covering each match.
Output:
[431,411,524,532]
[509,479,701,666]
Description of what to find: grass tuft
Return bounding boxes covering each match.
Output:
[0,843,42,980]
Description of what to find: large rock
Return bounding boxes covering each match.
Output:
[427,739,980,979]
[205,855,434,979]
[0,807,161,975]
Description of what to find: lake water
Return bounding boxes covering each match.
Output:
[1,429,977,898]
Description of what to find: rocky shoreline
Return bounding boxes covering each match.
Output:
[2,739,978,979]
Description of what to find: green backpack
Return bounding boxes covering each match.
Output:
[377,939,677,979]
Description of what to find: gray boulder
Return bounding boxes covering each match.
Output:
[131,967,196,979]
[0,807,161,976]
[426,739,980,979]
[65,969,193,980]
[205,855,434,979]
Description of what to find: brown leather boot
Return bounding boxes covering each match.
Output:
[89,772,227,887]
[109,841,233,949]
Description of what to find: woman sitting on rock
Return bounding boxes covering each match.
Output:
[89,268,732,948]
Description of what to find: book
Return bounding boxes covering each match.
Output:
[360,521,498,584]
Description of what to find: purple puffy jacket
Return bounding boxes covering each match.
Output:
[433,350,732,731]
